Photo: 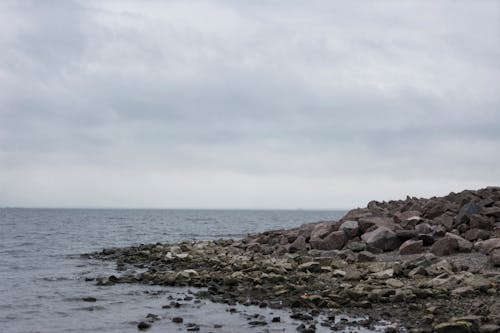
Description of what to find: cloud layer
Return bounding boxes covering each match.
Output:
[1,0,499,208]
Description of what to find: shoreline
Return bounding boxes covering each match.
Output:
[85,187,500,332]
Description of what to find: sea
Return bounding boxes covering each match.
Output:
[0,208,399,333]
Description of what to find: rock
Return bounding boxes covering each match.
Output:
[415,223,433,234]
[479,324,500,333]
[417,234,435,246]
[361,227,401,251]
[289,235,307,253]
[385,278,404,288]
[490,248,500,266]
[346,240,366,252]
[298,262,321,273]
[172,317,184,323]
[470,214,494,230]
[430,237,458,256]
[137,321,151,330]
[464,228,490,241]
[396,230,417,241]
[356,251,376,262]
[339,220,360,239]
[434,322,473,333]
[372,268,394,279]
[445,232,473,252]
[272,317,281,322]
[310,231,347,251]
[433,213,455,231]
[399,239,423,255]
[455,202,481,226]
[82,297,97,302]
[484,206,500,218]
[475,238,500,254]
[358,216,396,233]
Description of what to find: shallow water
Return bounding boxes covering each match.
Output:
[0,208,368,333]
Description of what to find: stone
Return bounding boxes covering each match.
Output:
[356,251,376,262]
[484,206,500,218]
[455,202,481,226]
[385,278,404,288]
[339,220,360,239]
[298,261,321,273]
[417,234,435,246]
[399,239,424,255]
[464,228,491,241]
[430,237,458,256]
[445,232,473,252]
[346,240,366,252]
[361,227,401,251]
[395,230,417,241]
[358,216,396,233]
[434,322,473,333]
[433,213,455,231]
[137,321,151,330]
[172,317,184,323]
[415,223,433,234]
[310,231,347,250]
[475,238,500,254]
[490,248,500,266]
[82,297,97,302]
[470,214,494,230]
[372,268,394,279]
[479,324,500,333]
[288,235,307,253]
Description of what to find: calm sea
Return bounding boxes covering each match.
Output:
[0,208,348,333]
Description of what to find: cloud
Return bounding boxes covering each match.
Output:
[0,0,499,208]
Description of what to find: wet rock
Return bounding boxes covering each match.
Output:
[399,239,423,255]
[361,227,401,251]
[430,237,458,256]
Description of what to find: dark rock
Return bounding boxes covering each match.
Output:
[272,316,281,322]
[434,322,472,333]
[417,234,435,246]
[82,297,97,302]
[396,230,417,241]
[172,317,184,323]
[137,321,151,330]
[399,239,423,255]
[361,227,401,251]
[430,237,458,256]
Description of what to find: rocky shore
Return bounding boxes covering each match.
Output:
[85,187,500,332]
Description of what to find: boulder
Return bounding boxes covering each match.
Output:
[339,220,360,239]
[361,227,401,251]
[396,230,417,241]
[455,202,481,226]
[489,248,500,266]
[288,235,307,253]
[346,240,366,252]
[469,214,494,230]
[430,237,458,256]
[310,231,346,251]
[358,216,396,233]
[484,206,500,218]
[475,238,500,254]
[433,213,455,231]
[356,250,376,262]
[393,210,421,224]
[415,223,433,234]
[399,239,424,255]
[445,232,473,252]
[463,228,490,241]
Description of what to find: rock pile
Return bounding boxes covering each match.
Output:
[245,187,500,266]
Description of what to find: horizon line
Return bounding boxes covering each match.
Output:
[0,206,351,211]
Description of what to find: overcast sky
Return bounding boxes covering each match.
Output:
[0,1,499,209]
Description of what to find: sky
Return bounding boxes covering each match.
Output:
[0,0,499,209]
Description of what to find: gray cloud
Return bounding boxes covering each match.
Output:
[1,0,499,208]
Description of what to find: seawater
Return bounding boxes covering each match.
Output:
[0,208,352,333]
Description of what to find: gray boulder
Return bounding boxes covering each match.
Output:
[361,227,401,251]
